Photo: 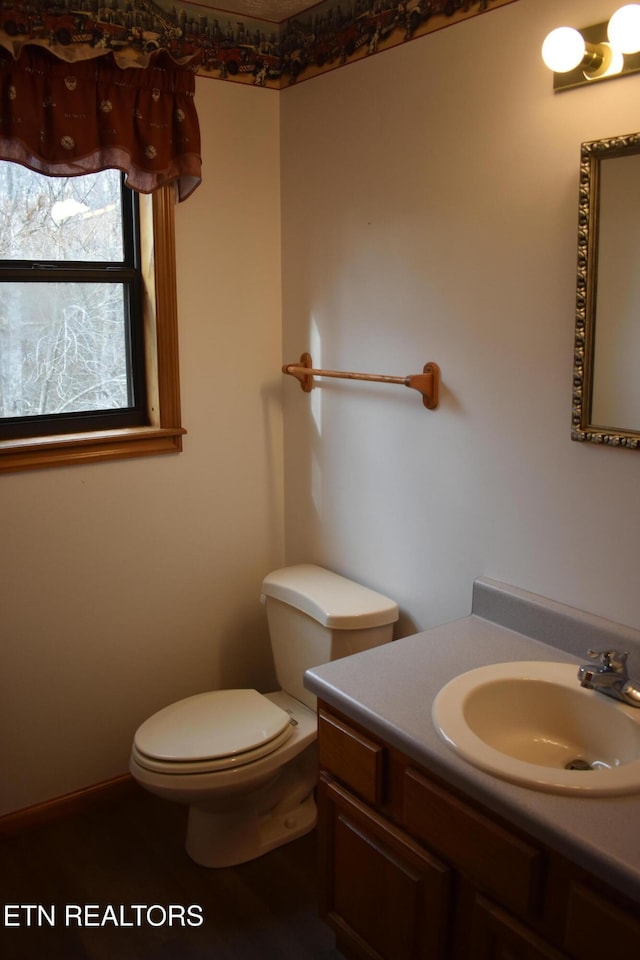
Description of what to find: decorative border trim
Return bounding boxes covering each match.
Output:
[0,0,519,89]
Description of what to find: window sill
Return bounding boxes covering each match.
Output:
[0,426,186,473]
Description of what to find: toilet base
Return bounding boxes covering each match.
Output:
[183,742,319,868]
[185,791,317,868]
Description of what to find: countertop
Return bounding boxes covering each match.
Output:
[303,578,640,904]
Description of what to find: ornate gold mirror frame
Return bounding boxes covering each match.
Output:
[572,132,640,449]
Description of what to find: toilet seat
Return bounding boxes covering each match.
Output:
[133,689,294,775]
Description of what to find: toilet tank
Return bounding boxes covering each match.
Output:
[261,564,399,710]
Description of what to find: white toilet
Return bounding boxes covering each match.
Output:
[129,564,398,868]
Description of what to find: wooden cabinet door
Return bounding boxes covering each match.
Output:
[404,768,543,921]
[318,774,451,960]
[467,894,567,960]
[563,881,640,959]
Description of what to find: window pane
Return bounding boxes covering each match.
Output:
[0,282,131,417]
[0,165,124,262]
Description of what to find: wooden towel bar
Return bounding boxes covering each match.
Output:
[282,353,440,410]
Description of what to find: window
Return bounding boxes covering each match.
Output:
[0,165,184,472]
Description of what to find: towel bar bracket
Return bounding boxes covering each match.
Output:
[282,353,440,410]
[287,352,314,394]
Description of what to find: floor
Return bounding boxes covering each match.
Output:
[0,785,345,960]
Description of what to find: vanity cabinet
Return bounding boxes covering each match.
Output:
[317,703,640,960]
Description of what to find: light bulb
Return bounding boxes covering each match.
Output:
[608,4,640,54]
[541,26,586,73]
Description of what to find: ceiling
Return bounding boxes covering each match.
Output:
[208,1,319,23]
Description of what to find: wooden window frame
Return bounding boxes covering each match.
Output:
[0,185,185,473]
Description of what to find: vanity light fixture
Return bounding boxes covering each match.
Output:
[542,4,640,91]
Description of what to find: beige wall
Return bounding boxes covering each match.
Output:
[6,0,640,818]
[280,0,640,636]
[0,80,284,816]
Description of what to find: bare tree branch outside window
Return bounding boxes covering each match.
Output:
[0,165,132,419]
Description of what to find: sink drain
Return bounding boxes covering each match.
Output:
[565,758,594,771]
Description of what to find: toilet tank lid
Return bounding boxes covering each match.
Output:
[261,564,399,629]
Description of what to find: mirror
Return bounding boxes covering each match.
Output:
[572,132,640,449]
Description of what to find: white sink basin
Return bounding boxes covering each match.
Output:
[432,661,640,795]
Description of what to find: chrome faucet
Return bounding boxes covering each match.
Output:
[578,649,640,707]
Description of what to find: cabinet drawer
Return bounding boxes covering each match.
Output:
[404,767,543,918]
[318,710,384,806]
[564,881,640,958]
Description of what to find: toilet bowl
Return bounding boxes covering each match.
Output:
[130,690,318,868]
[129,565,398,868]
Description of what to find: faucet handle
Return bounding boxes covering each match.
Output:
[586,649,629,673]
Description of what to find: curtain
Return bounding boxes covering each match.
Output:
[0,45,201,200]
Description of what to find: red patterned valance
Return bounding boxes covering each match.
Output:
[0,44,201,199]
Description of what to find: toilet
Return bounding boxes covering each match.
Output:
[129,564,398,868]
